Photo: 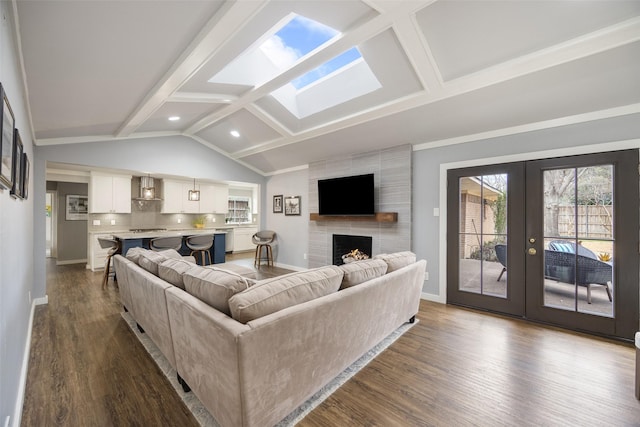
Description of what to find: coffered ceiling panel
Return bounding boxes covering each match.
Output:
[195,109,282,154]
[15,0,640,173]
[416,0,640,81]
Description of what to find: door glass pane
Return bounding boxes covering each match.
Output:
[543,166,613,317]
[458,175,507,298]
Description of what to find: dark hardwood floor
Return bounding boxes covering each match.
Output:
[22,256,639,426]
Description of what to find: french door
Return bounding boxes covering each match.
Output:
[447,150,639,340]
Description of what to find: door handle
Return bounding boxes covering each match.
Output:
[527,247,537,256]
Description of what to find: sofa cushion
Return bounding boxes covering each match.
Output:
[339,258,388,289]
[138,251,169,275]
[374,251,417,272]
[183,267,253,316]
[158,258,198,290]
[228,266,344,324]
[208,263,257,280]
[125,247,148,264]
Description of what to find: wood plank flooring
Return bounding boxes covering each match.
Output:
[22,257,639,426]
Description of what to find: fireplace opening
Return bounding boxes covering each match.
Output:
[332,234,373,266]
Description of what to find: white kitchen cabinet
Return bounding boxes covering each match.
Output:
[89,173,132,213]
[233,226,257,252]
[88,233,113,271]
[161,179,199,214]
[199,184,229,214]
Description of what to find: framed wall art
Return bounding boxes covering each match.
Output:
[273,194,283,213]
[21,152,30,200]
[10,129,23,199]
[66,195,88,220]
[0,83,15,189]
[284,196,301,216]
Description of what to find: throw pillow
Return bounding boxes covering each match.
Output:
[339,258,388,289]
[374,251,416,272]
[183,268,254,316]
[228,266,344,324]
[125,247,148,264]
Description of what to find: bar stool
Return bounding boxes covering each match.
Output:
[185,234,214,265]
[252,230,276,267]
[150,236,183,252]
[98,237,120,289]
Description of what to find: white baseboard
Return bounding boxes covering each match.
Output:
[421,292,445,304]
[12,297,40,427]
[56,258,87,266]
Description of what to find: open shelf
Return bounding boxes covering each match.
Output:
[309,212,398,223]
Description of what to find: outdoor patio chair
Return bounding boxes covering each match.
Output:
[549,240,598,260]
[544,249,612,304]
[495,244,507,281]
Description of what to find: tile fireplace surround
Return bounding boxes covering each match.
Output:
[308,145,412,268]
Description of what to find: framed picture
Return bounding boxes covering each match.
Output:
[21,152,29,200]
[66,195,88,220]
[284,196,301,216]
[10,129,23,199]
[273,194,283,213]
[0,83,15,190]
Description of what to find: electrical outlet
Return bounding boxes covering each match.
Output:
[424,271,429,281]
[93,219,101,226]
[110,219,116,225]
[303,253,307,260]
[212,217,216,222]
[177,218,182,224]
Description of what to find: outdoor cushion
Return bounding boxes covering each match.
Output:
[183,267,253,316]
[374,251,417,272]
[339,258,388,289]
[228,266,343,324]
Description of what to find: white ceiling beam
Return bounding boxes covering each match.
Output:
[115,0,267,137]
[244,104,293,138]
[169,92,237,104]
[184,0,428,135]
[391,12,443,92]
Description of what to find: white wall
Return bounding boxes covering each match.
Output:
[265,168,309,269]
[0,2,36,425]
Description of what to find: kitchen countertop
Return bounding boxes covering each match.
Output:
[111,228,230,240]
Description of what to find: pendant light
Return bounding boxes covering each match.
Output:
[188,178,200,201]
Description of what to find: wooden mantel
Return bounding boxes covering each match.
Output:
[309,212,398,223]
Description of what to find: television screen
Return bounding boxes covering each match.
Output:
[318,174,375,216]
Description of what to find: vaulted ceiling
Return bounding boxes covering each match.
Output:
[15,0,640,175]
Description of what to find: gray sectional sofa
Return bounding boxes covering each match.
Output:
[113,248,426,427]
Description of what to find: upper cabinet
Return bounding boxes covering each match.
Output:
[89,173,132,213]
[199,183,229,214]
[161,179,229,214]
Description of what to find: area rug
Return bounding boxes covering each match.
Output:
[121,312,416,426]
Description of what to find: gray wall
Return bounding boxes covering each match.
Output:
[265,168,310,269]
[0,3,36,424]
[54,182,88,263]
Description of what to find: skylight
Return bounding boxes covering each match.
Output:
[208,13,380,119]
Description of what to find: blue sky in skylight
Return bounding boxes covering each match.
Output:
[260,14,363,90]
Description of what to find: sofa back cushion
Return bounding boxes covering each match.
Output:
[228,266,344,324]
[183,267,254,316]
[138,250,169,275]
[339,258,388,289]
[125,247,147,264]
[158,258,198,290]
[374,251,416,272]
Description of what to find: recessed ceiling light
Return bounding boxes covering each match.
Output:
[168,116,181,121]
[230,130,240,138]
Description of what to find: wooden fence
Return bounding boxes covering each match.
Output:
[557,205,612,239]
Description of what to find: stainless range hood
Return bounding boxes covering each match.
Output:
[132,176,162,201]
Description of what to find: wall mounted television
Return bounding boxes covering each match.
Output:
[318,173,375,216]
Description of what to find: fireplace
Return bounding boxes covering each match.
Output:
[332,234,373,266]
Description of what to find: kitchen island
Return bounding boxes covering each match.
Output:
[112,229,227,264]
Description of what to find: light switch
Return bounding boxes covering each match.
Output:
[110,219,116,225]
[92,219,101,226]
[433,208,440,217]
